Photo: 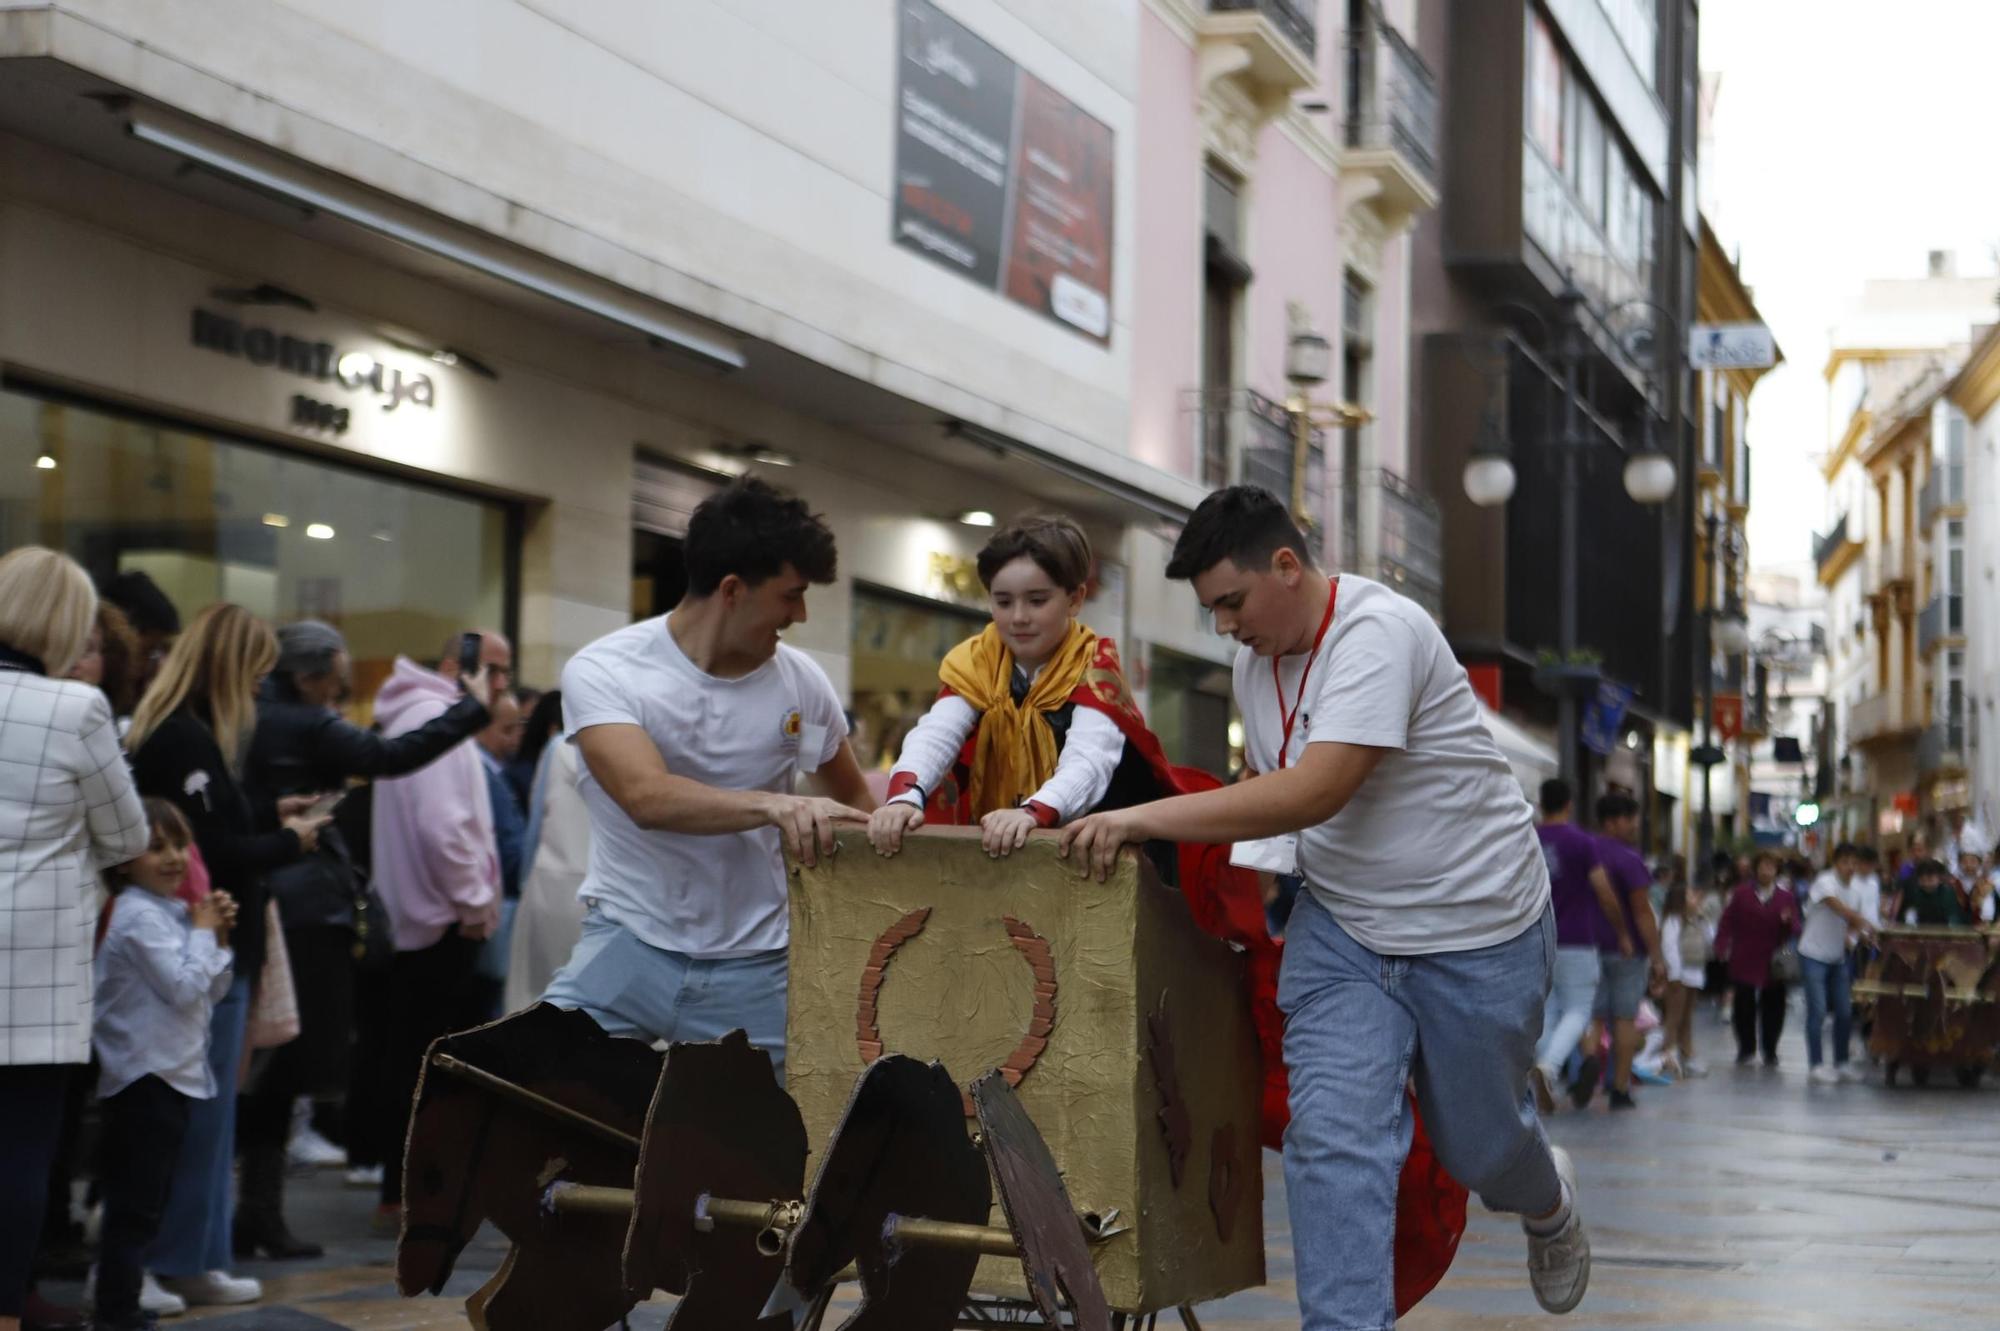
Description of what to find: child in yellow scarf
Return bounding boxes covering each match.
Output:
[867,515,1124,858]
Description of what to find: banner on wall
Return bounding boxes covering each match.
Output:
[893,0,1115,342]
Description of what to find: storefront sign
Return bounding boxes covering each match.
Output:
[190,308,436,413]
[1688,323,1777,371]
[893,0,1114,342]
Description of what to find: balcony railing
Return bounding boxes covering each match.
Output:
[1368,468,1443,615]
[1918,592,1964,656]
[1850,692,1911,745]
[1190,387,1327,539]
[1919,461,1965,531]
[1813,513,1851,574]
[1918,717,1967,775]
[1208,0,1317,61]
[1342,20,1438,192]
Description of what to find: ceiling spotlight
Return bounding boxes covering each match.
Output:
[262,513,290,528]
[957,509,996,528]
[305,523,335,540]
[719,441,798,468]
[370,528,394,542]
[34,453,56,471]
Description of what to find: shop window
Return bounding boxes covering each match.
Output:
[1,387,511,709]
[848,585,987,775]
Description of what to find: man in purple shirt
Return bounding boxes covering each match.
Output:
[1533,779,1631,1113]
[1593,793,1665,1109]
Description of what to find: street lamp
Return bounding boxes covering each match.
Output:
[1285,323,1370,531]
[1459,276,1680,788]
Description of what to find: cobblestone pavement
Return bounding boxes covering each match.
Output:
[44,1005,1997,1329]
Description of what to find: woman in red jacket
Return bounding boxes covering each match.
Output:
[1715,850,1801,1066]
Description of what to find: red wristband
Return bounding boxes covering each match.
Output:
[1024,801,1059,829]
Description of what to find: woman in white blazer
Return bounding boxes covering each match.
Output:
[0,547,149,1331]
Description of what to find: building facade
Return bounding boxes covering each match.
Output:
[1813,257,1998,847]
[0,0,1438,777]
[1949,321,2000,836]
[1410,0,1702,846]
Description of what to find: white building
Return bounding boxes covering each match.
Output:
[0,0,1439,777]
[1949,319,2000,834]
[1814,255,1998,846]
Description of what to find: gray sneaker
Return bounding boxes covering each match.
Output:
[1523,1145,1590,1314]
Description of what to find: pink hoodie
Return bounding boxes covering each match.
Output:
[370,658,498,951]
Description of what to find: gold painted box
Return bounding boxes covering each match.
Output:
[786,826,1264,1313]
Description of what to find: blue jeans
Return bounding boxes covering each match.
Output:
[149,974,249,1276]
[1799,954,1852,1067]
[1535,946,1601,1070]
[541,906,789,1081]
[1279,894,1560,1331]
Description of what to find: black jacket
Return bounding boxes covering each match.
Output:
[129,706,300,977]
[244,676,488,929]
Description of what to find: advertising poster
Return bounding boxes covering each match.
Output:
[894,0,1115,343]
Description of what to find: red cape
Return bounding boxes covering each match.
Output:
[925,636,1467,1314]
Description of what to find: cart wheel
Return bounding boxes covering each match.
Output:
[1911,1066,1931,1088]
[1956,1066,1985,1090]
[1884,1062,1899,1087]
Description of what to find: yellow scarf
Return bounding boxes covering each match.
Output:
[938,621,1099,817]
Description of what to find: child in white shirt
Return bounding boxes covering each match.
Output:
[92,799,236,1331]
[1657,885,1710,1078]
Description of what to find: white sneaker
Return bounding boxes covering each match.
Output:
[345,1163,385,1188]
[1523,1146,1590,1314]
[1836,1063,1865,1082]
[158,1270,262,1305]
[1680,1059,1710,1079]
[83,1266,189,1316]
[289,1123,348,1169]
[1810,1064,1840,1085]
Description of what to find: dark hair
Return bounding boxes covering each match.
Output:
[1165,485,1315,581]
[976,515,1092,592]
[1857,845,1880,864]
[101,570,181,636]
[140,796,192,849]
[1916,857,1946,879]
[1539,777,1572,816]
[519,689,564,778]
[94,603,143,717]
[1663,884,1691,921]
[683,478,837,596]
[1596,792,1639,823]
[1832,841,1861,863]
[1750,849,1780,873]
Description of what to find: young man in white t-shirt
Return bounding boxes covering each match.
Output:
[1799,843,1875,1084]
[1061,487,1584,1328]
[540,479,875,1077]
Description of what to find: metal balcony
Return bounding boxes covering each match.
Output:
[1189,387,1327,543]
[1365,468,1442,615]
[1851,692,1919,746]
[1919,461,1965,531]
[1918,719,1967,775]
[1200,0,1319,102]
[1340,18,1439,224]
[1813,513,1862,587]
[1865,537,1910,598]
[1918,593,1964,657]
[1208,0,1317,60]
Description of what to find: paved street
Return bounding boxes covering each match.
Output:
[41,1004,1998,1331]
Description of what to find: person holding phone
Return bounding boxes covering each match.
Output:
[236,619,495,1258]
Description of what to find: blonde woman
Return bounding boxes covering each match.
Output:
[125,605,328,1309]
[0,547,149,1331]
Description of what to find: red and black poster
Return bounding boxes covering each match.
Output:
[894,0,1115,344]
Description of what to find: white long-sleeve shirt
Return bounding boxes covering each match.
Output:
[94,888,234,1099]
[889,691,1125,822]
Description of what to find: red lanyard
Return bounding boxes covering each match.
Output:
[1272,579,1338,770]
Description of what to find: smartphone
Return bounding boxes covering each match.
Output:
[305,790,346,821]
[458,631,483,679]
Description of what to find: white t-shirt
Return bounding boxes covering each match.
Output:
[561,616,847,958]
[1235,575,1549,955]
[1800,870,1863,964]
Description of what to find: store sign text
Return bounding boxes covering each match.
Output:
[190,309,436,413]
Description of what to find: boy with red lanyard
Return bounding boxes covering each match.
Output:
[1063,486,1588,1329]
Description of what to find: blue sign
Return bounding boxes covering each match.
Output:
[1581,681,1635,757]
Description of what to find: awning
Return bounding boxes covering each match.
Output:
[1476,698,1560,796]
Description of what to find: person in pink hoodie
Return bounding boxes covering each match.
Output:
[368,630,508,1223]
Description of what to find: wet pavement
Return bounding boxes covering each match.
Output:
[43,1002,1998,1329]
